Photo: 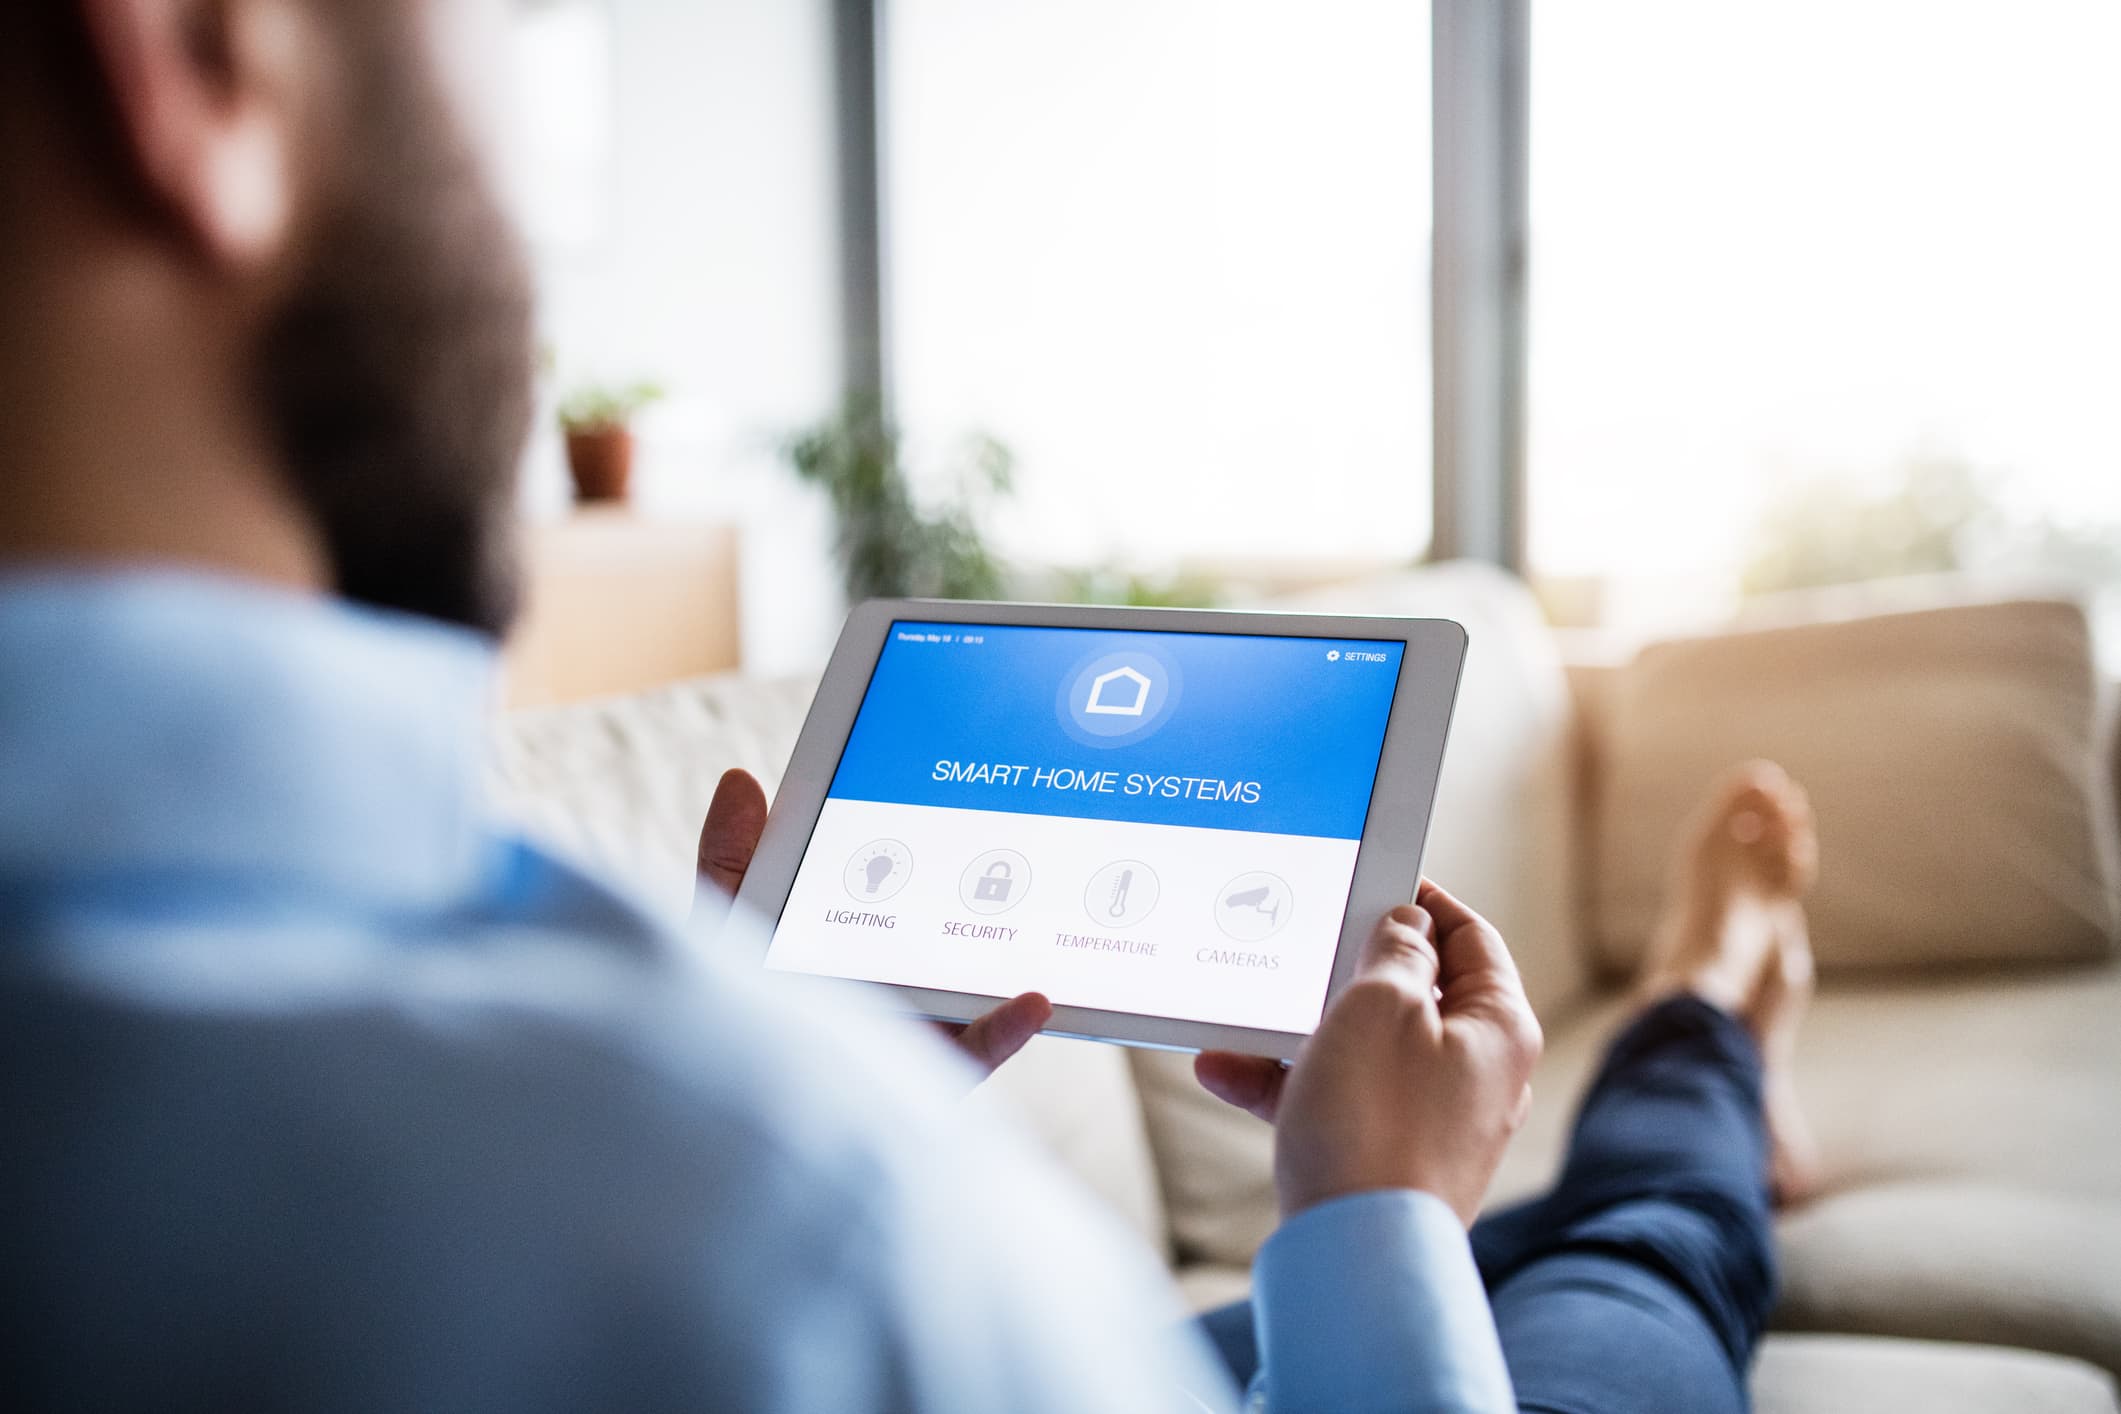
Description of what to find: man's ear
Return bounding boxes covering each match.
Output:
[75,0,315,268]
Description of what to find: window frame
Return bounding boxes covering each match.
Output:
[838,0,1530,573]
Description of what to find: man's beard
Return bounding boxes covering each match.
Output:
[255,36,536,638]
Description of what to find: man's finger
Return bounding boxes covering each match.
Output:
[1418,880,1528,1005]
[1194,1051,1289,1123]
[1423,894,1542,1064]
[694,769,769,907]
[946,992,1052,1075]
[1351,903,1441,1001]
[1415,877,1492,942]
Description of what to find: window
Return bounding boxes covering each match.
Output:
[510,0,615,253]
[886,0,1433,576]
[1527,0,2121,628]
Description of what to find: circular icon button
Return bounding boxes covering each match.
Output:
[1084,859,1160,930]
[844,839,913,903]
[1215,871,1293,942]
[1056,648,1182,749]
[958,849,1032,915]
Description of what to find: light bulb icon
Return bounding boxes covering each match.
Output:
[843,839,912,903]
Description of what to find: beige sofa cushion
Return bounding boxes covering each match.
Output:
[1775,1184,2121,1383]
[490,672,821,915]
[1129,1049,1278,1270]
[1491,966,2121,1379]
[969,1036,1170,1251]
[1171,1262,1254,1314]
[1593,597,2120,974]
[1753,1335,2119,1414]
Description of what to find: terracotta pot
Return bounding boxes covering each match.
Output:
[564,425,635,502]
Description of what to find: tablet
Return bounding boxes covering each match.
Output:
[735,600,1466,1061]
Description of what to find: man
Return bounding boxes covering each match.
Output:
[0,1,1817,1409]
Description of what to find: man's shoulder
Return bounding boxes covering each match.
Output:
[5,832,975,1210]
[12,894,951,1183]
[0,865,1233,1413]
[0,900,979,1398]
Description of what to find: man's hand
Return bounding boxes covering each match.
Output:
[1194,880,1542,1226]
[693,769,1050,1079]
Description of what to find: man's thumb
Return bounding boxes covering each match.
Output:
[1354,904,1442,1002]
[695,769,768,905]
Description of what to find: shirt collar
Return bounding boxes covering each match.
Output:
[0,568,501,913]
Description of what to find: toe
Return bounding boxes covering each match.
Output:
[1728,759,1794,796]
[1709,764,1819,896]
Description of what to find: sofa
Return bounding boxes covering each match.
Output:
[488,564,2121,1413]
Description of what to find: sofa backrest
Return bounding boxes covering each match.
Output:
[489,672,821,917]
[1588,595,2121,975]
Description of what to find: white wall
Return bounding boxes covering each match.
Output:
[518,0,848,674]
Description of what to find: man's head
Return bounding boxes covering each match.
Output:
[0,0,535,635]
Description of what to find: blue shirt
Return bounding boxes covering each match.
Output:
[0,570,1514,1413]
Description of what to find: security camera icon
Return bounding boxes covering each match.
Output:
[1083,665,1151,717]
[1215,871,1293,942]
[1222,884,1279,924]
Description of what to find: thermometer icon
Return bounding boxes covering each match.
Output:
[1084,860,1158,929]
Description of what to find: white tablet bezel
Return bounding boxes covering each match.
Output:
[734,598,1466,1061]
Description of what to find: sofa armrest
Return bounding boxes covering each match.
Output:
[1556,646,1625,984]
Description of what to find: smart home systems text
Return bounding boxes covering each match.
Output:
[932,760,1263,804]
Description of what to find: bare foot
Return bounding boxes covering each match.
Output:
[1636,761,1824,1205]
[1752,916,1822,1204]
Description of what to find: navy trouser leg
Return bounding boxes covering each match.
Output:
[1194,996,1777,1413]
[1195,1298,1259,1393]
[1471,994,1777,1414]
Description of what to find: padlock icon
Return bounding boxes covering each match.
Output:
[975,860,1015,903]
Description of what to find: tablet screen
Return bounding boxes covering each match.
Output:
[763,621,1406,1035]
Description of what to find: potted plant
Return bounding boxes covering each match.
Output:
[558,380,665,503]
[784,395,1015,601]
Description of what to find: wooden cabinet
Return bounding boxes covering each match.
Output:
[503,509,741,707]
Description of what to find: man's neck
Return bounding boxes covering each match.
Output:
[0,452,326,591]
[0,229,329,592]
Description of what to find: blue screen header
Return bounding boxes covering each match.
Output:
[825,621,1405,839]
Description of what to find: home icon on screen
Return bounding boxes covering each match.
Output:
[1084,665,1152,717]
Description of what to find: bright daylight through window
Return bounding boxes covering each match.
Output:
[887,0,1433,586]
[1527,0,2121,632]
